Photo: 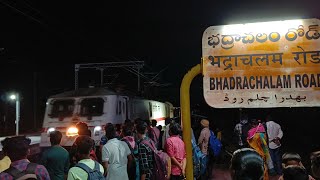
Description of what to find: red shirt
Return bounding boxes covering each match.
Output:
[165,135,186,175]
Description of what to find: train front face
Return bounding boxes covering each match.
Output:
[40,96,111,148]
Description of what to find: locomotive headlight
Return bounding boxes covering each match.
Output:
[94,126,102,132]
[66,127,78,137]
[94,126,102,136]
[47,127,55,134]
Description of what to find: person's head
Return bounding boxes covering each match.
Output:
[165,117,172,125]
[1,136,31,161]
[104,122,112,131]
[115,124,121,136]
[50,130,62,146]
[266,115,272,122]
[74,135,94,161]
[151,120,157,127]
[311,151,320,178]
[136,121,148,136]
[124,119,131,124]
[200,119,209,128]
[144,119,151,127]
[250,119,259,127]
[240,114,248,124]
[282,165,309,180]
[134,118,143,125]
[105,123,117,139]
[282,152,304,168]
[157,125,162,131]
[133,118,142,132]
[76,121,89,135]
[230,148,264,180]
[172,117,180,125]
[169,123,181,136]
[122,123,133,137]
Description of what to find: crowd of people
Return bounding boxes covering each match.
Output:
[233,114,320,180]
[0,115,319,180]
[0,118,188,180]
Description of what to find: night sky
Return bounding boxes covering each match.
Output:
[0,0,319,142]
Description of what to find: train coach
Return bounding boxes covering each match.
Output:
[40,88,173,147]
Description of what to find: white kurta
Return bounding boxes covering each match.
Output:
[102,138,131,180]
[266,121,283,149]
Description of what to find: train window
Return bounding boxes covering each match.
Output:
[122,102,125,114]
[80,98,104,116]
[149,102,152,117]
[118,101,122,114]
[49,99,74,118]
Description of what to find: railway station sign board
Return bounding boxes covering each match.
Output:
[202,19,320,108]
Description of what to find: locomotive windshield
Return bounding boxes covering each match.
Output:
[80,98,104,116]
[49,99,75,118]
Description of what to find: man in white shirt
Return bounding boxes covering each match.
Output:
[102,124,133,180]
[266,115,283,175]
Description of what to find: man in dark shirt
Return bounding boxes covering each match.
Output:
[137,121,154,180]
[150,120,160,149]
[41,131,70,180]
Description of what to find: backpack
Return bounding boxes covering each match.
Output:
[209,130,222,157]
[75,161,105,180]
[191,130,207,178]
[141,139,169,180]
[148,128,159,149]
[4,163,38,180]
[122,138,138,180]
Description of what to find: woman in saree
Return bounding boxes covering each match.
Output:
[247,119,274,180]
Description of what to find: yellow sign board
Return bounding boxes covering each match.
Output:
[202,19,320,108]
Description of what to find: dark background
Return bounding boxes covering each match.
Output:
[0,0,319,166]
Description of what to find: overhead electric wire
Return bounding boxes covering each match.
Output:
[20,0,42,15]
[0,0,46,26]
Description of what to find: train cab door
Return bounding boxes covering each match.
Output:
[117,96,128,122]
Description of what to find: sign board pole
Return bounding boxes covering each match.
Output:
[180,64,201,180]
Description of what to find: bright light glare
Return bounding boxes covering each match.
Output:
[66,127,78,137]
[94,126,102,132]
[10,94,16,100]
[47,127,55,133]
[221,19,303,35]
